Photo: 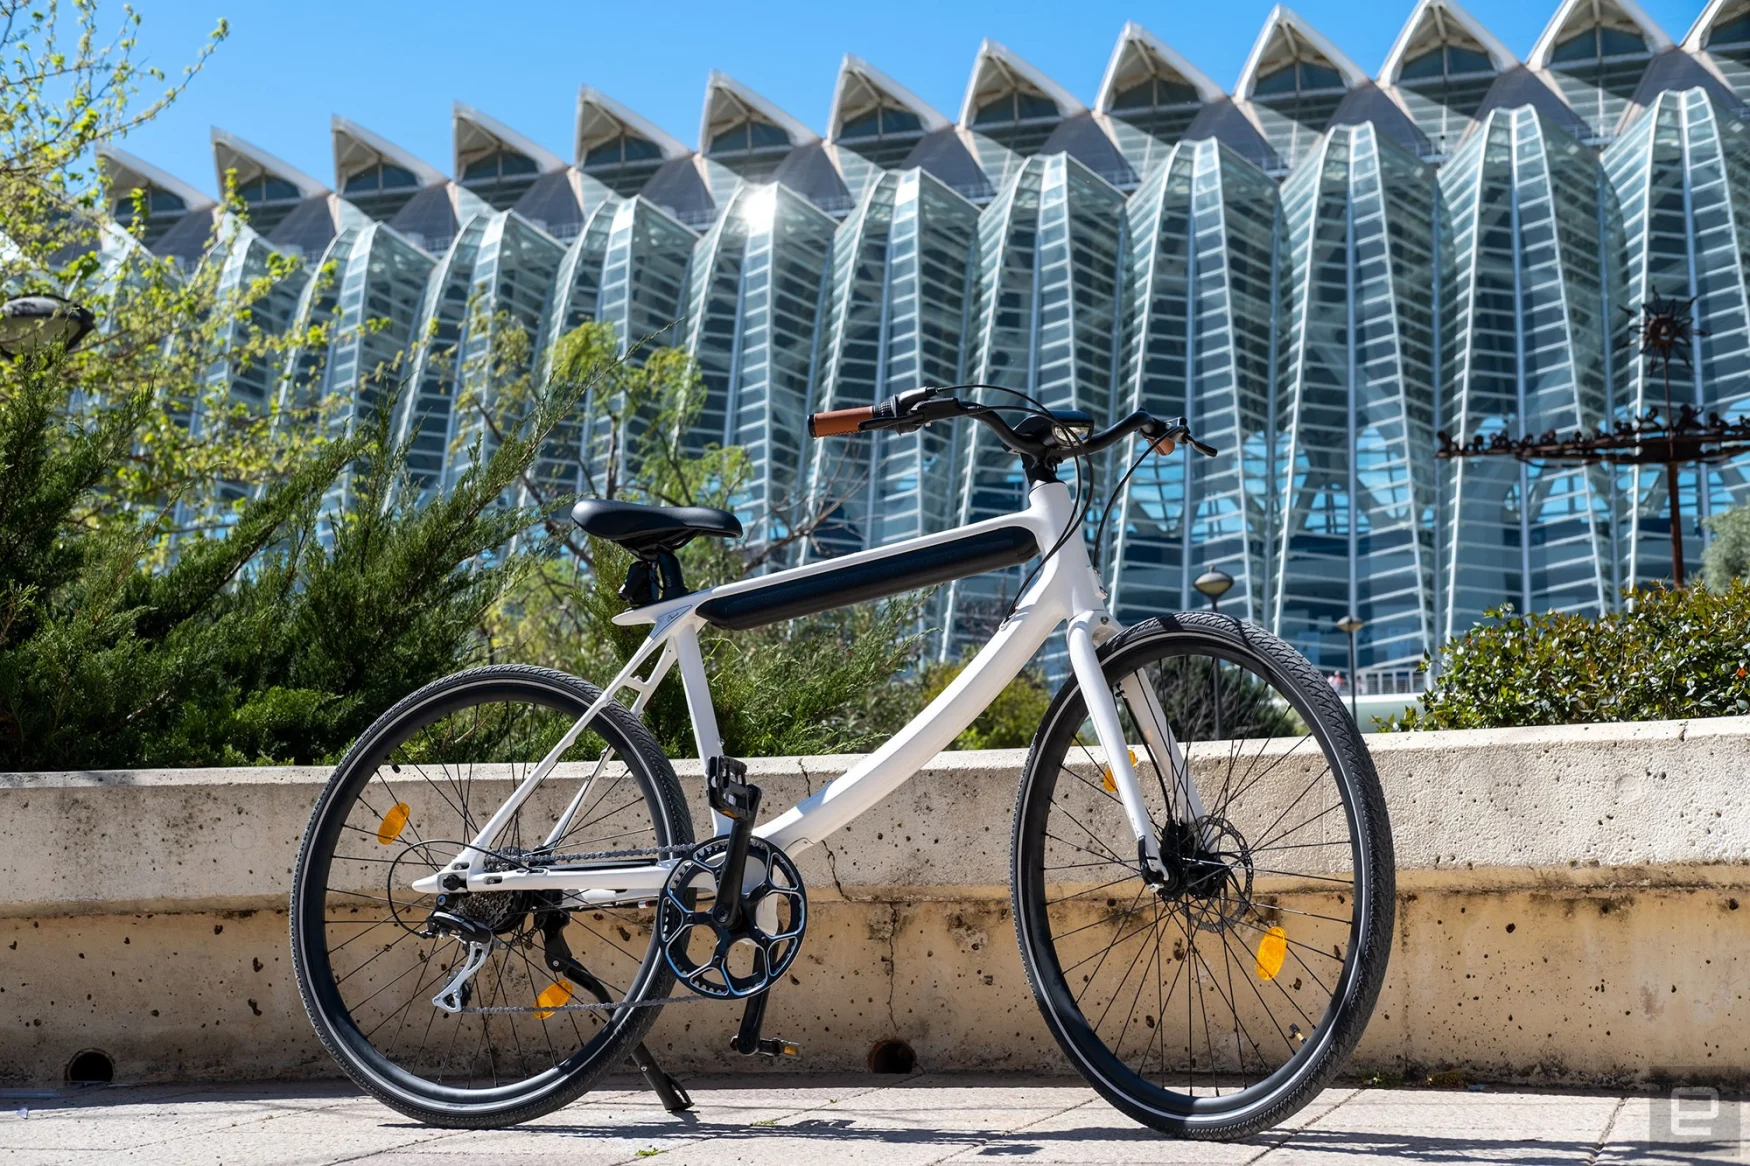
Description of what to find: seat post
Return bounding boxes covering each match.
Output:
[652,548,688,601]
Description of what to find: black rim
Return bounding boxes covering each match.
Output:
[1017,628,1371,1122]
[294,675,679,1110]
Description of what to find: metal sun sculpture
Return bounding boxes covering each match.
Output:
[1436,293,1743,588]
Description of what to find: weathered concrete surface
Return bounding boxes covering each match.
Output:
[0,1077,1732,1166]
[3,718,1750,1087]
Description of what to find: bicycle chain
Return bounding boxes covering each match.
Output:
[527,841,696,867]
[457,993,714,1015]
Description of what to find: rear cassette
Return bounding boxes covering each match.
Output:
[657,837,806,999]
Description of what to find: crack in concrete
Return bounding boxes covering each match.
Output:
[1246,1085,1364,1163]
[928,1092,1108,1163]
[882,901,902,1043]
[795,758,851,903]
[601,1079,904,1166]
[1585,1093,1630,1166]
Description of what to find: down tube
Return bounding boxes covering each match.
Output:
[758,594,1063,855]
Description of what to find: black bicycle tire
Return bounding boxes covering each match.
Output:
[290,664,694,1128]
[1010,612,1395,1140]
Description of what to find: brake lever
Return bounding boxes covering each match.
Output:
[1151,417,1219,458]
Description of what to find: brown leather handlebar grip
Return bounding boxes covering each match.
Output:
[809,406,874,437]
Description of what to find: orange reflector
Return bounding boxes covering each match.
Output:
[376,802,411,846]
[535,980,572,1019]
[1101,749,1139,794]
[1255,926,1288,981]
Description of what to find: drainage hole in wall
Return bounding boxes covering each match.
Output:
[66,1050,113,1085]
[868,1039,916,1074]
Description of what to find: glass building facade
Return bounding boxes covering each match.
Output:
[111,0,1750,681]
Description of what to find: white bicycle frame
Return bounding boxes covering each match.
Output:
[410,477,1206,907]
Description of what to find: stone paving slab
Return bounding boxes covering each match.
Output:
[0,1076,1741,1164]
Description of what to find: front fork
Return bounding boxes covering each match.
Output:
[1064,614,1209,884]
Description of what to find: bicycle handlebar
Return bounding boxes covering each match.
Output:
[807,406,873,437]
[807,387,1218,462]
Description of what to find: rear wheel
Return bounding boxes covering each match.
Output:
[1012,612,1394,1140]
[290,665,693,1128]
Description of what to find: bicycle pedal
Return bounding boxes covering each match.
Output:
[753,1037,799,1059]
[706,756,759,820]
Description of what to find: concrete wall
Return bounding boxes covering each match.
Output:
[3,717,1749,1088]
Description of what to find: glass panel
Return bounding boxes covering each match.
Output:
[838,110,883,139]
[1252,64,1299,96]
[1398,48,1445,80]
[1549,31,1598,64]
[1446,46,1494,75]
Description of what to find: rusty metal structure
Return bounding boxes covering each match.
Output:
[1438,294,1745,587]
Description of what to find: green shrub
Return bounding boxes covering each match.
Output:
[0,336,595,768]
[1388,583,1750,731]
[1704,505,1750,590]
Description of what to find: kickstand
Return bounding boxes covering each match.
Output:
[538,908,695,1113]
[629,1042,692,1113]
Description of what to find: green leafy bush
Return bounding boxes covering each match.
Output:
[0,340,594,768]
[1389,584,1750,731]
[1704,506,1750,590]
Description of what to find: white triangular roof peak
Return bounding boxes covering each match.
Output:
[453,103,566,177]
[1096,22,1226,111]
[1529,0,1672,70]
[1381,0,1518,82]
[699,71,819,153]
[1237,5,1369,97]
[828,54,951,141]
[96,144,217,211]
[576,85,690,165]
[957,39,1088,127]
[1685,0,1750,51]
[210,128,328,200]
[330,116,448,189]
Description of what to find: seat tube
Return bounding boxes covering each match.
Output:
[671,619,731,835]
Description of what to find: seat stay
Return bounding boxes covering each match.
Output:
[539,640,678,851]
[409,625,675,894]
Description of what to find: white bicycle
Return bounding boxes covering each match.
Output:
[290,385,1396,1140]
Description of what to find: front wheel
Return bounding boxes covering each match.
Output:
[1011,612,1394,1140]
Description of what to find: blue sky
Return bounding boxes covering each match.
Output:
[119,0,1713,196]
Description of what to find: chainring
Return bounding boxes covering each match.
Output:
[655,836,806,1000]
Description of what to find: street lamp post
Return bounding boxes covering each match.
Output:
[1336,614,1365,723]
[1193,569,1235,740]
[1192,569,1234,614]
[0,294,95,360]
